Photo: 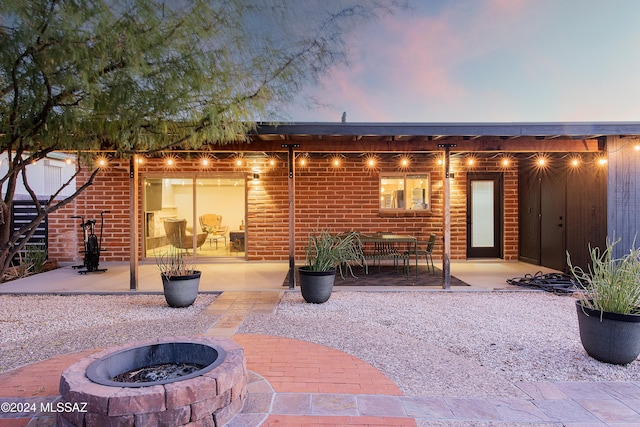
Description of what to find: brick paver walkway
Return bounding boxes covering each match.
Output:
[2,291,640,426]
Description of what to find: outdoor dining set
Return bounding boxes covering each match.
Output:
[357,232,437,277]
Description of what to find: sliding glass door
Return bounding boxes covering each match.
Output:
[195,177,246,257]
[143,175,245,259]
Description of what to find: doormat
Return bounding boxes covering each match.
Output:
[283,265,469,287]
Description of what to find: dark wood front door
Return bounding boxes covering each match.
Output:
[467,173,503,258]
[540,169,566,270]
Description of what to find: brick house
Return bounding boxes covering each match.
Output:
[45,122,640,287]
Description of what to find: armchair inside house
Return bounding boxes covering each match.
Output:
[199,214,229,249]
[163,218,207,253]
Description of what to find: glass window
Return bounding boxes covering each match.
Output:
[380,174,430,211]
[143,175,245,259]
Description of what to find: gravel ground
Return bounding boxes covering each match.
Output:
[3,290,639,403]
[0,294,218,373]
[239,290,640,399]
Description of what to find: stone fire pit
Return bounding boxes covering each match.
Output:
[58,336,247,427]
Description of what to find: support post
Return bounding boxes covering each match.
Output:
[129,155,139,290]
[439,144,456,290]
[283,144,299,289]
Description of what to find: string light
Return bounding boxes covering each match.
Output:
[363,154,379,170]
[568,154,582,168]
[534,154,549,168]
[95,156,109,168]
[298,154,309,167]
[398,155,411,169]
[200,154,213,168]
[163,155,177,168]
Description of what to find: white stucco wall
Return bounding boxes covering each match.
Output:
[1,152,77,200]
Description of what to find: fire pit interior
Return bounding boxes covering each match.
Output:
[59,337,247,427]
[112,362,205,384]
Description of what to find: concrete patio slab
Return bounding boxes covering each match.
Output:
[0,259,562,294]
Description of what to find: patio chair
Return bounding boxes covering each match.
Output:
[198,214,228,249]
[360,232,408,275]
[163,219,207,253]
[405,233,437,274]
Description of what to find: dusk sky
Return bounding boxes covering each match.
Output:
[283,0,640,123]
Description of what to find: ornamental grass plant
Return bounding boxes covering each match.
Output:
[155,239,197,279]
[303,228,364,277]
[568,238,640,315]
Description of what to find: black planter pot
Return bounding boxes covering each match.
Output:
[161,271,201,308]
[298,267,336,304]
[575,300,640,365]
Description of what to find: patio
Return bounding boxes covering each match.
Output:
[0,260,561,294]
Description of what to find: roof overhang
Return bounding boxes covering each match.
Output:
[255,121,640,139]
[238,121,640,153]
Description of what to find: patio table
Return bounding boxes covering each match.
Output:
[359,234,418,277]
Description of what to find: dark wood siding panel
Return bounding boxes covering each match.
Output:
[519,153,607,271]
[608,135,640,258]
[566,154,607,271]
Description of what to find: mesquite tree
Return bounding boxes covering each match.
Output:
[0,0,400,278]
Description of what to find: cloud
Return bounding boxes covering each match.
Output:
[284,0,640,122]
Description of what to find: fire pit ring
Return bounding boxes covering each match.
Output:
[85,340,226,387]
[58,336,247,427]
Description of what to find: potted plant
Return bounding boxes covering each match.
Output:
[568,238,640,365]
[155,244,201,308]
[298,228,364,303]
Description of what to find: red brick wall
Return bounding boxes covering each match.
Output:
[48,153,519,263]
[49,159,132,263]
[293,153,518,261]
[247,160,290,260]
